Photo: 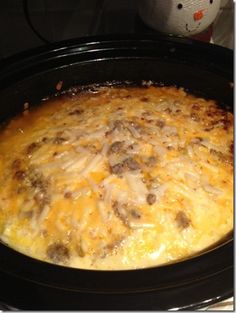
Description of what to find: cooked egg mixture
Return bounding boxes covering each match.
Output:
[0,85,233,270]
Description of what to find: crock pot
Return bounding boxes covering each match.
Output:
[0,34,233,310]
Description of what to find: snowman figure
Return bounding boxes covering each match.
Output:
[139,0,221,37]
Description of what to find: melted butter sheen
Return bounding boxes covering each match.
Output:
[0,86,233,270]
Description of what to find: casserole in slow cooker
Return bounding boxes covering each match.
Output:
[0,35,233,310]
[0,84,233,270]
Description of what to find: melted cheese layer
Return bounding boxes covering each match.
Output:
[0,85,233,270]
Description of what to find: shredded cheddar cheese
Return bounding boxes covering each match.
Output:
[0,85,233,270]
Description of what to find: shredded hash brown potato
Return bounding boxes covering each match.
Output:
[0,85,233,270]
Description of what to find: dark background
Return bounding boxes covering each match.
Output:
[0,0,156,59]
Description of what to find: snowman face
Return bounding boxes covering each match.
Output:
[139,0,221,36]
